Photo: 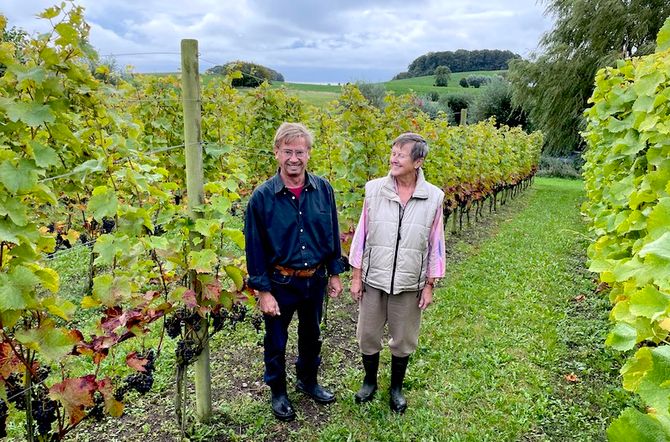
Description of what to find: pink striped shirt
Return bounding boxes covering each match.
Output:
[348,198,446,279]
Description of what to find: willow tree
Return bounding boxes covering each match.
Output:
[509,0,670,155]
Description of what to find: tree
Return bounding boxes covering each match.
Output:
[206,61,284,87]
[0,19,28,76]
[508,0,670,155]
[469,78,530,129]
[354,81,387,109]
[434,66,451,86]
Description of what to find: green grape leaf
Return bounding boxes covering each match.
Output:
[43,296,77,321]
[0,266,39,310]
[635,346,670,417]
[224,265,244,291]
[87,186,118,220]
[15,319,79,362]
[3,101,55,127]
[629,286,670,320]
[657,16,670,52]
[647,198,670,239]
[607,408,669,442]
[188,249,217,273]
[622,347,653,392]
[92,274,131,307]
[222,228,245,250]
[0,159,39,193]
[30,141,60,168]
[38,6,61,19]
[0,196,28,226]
[606,322,637,351]
[28,264,60,293]
[639,232,670,260]
[193,219,220,237]
[54,23,78,46]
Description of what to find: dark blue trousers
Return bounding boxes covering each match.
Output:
[263,268,327,387]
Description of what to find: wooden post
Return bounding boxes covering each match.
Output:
[460,108,468,126]
[181,38,211,423]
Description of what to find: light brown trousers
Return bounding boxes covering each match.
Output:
[356,283,422,357]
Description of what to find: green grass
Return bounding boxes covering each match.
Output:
[33,178,630,441]
[383,70,504,95]
[136,70,504,107]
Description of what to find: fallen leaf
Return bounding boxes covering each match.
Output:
[564,373,580,383]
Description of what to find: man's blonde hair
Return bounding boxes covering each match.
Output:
[274,122,313,150]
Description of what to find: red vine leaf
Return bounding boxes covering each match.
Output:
[96,377,123,417]
[125,352,149,372]
[0,342,22,378]
[183,289,198,308]
[49,375,97,425]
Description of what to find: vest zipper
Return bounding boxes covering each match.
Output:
[390,204,403,296]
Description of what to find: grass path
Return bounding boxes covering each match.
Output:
[312,178,629,441]
[68,178,630,442]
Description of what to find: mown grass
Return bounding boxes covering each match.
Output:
[26,178,629,441]
[383,70,504,95]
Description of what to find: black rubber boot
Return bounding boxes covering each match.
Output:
[390,355,409,414]
[296,379,336,404]
[354,352,379,403]
[270,380,296,421]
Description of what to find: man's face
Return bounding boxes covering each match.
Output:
[389,142,422,178]
[275,137,310,179]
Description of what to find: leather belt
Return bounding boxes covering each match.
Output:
[274,264,320,278]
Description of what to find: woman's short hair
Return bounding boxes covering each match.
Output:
[392,132,429,161]
[274,122,313,150]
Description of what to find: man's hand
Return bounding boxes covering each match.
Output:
[257,291,281,316]
[418,285,433,310]
[350,267,363,302]
[328,275,343,298]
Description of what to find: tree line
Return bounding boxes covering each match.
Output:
[394,49,519,79]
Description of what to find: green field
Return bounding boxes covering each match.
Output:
[139,70,505,107]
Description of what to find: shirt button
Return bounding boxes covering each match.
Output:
[300,229,303,232]
[302,245,305,249]
[304,263,308,266]
[292,196,295,200]
[299,211,302,215]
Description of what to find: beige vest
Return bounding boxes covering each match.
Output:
[362,169,444,294]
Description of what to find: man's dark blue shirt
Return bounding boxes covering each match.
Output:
[244,170,345,292]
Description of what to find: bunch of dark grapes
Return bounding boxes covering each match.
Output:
[124,372,153,395]
[5,373,26,410]
[211,308,229,332]
[101,217,115,234]
[165,314,182,339]
[33,366,50,383]
[31,387,58,437]
[229,303,247,328]
[250,313,263,333]
[152,224,166,236]
[183,309,202,332]
[88,393,105,421]
[114,384,129,402]
[175,339,199,367]
[123,350,156,395]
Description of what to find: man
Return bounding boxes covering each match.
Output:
[349,132,445,414]
[244,122,344,422]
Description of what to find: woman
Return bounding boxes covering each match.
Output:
[349,132,445,413]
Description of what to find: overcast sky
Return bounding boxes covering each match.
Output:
[3,1,554,83]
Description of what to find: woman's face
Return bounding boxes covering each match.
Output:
[389,142,423,179]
